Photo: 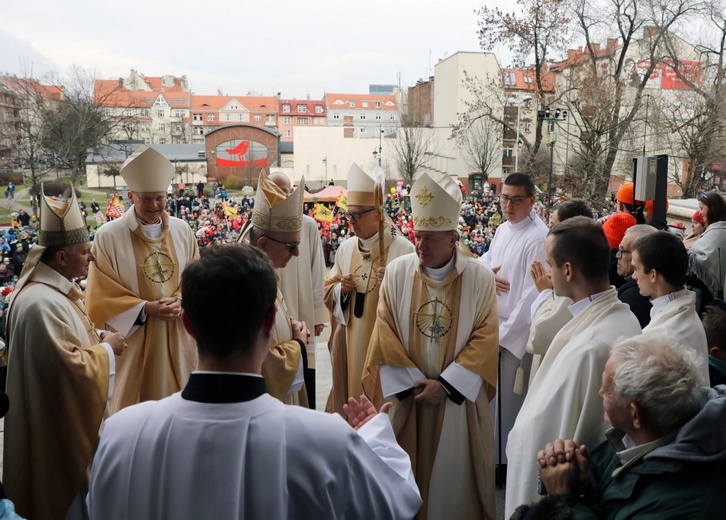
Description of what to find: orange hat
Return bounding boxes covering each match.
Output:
[616,182,635,204]
[644,199,670,213]
[602,213,636,249]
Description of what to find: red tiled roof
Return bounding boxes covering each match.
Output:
[501,68,556,92]
[191,95,277,113]
[279,99,326,114]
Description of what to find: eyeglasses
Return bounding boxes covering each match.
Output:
[498,195,530,206]
[344,208,377,221]
[264,235,300,253]
[615,247,631,257]
[137,196,167,205]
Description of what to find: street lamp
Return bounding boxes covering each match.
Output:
[506,95,533,173]
[322,157,328,186]
[372,125,384,166]
[537,107,568,221]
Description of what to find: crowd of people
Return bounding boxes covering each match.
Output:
[0,154,724,520]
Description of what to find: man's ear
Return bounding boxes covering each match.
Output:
[181,311,197,340]
[55,249,67,266]
[630,401,644,430]
[564,261,574,282]
[262,304,277,338]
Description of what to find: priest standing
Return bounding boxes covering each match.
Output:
[4,186,127,520]
[325,163,413,414]
[477,173,548,474]
[86,146,199,413]
[364,172,499,520]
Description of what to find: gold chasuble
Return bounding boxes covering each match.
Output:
[364,253,499,520]
[4,263,110,520]
[87,209,199,413]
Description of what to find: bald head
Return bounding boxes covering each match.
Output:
[269,172,292,195]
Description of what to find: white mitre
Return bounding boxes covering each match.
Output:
[120,145,175,193]
[347,162,380,206]
[39,185,89,247]
[252,171,304,232]
[411,172,462,232]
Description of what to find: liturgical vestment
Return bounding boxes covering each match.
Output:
[505,289,641,517]
[87,208,198,413]
[324,231,413,414]
[87,374,422,519]
[365,251,499,520]
[4,263,112,520]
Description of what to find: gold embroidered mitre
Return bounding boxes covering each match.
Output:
[39,184,89,246]
[120,145,175,193]
[411,172,462,231]
[347,162,379,206]
[252,171,304,232]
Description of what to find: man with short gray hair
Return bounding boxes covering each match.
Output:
[517,334,726,518]
[616,224,656,327]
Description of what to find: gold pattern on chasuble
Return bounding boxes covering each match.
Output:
[415,297,454,342]
[414,216,452,228]
[415,186,434,207]
[353,262,378,294]
[141,251,176,284]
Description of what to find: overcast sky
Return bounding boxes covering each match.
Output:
[0,0,518,98]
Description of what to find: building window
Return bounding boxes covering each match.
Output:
[503,72,517,86]
[375,113,382,120]
[315,105,323,113]
[283,117,291,124]
[208,114,215,122]
[124,109,134,117]
[297,105,307,113]
[158,138,166,144]
[224,113,232,122]
[193,114,202,121]
[104,108,111,116]
[284,130,291,137]
[389,113,396,120]
[524,76,533,84]
[332,112,340,120]
[360,113,366,120]
[360,127,366,133]
[254,114,261,122]
[523,122,531,133]
[174,110,184,117]
[193,127,204,135]
[140,109,150,117]
[266,114,275,123]
[297,117,307,125]
[375,101,382,108]
[238,114,244,121]
[282,104,291,113]
[348,101,355,108]
[503,147,513,157]
[159,123,166,131]
[157,109,164,118]
[362,101,368,108]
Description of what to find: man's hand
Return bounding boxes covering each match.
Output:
[314,323,325,336]
[537,439,591,496]
[413,379,448,407]
[375,265,385,288]
[103,332,128,356]
[340,273,355,295]
[343,395,392,430]
[291,319,310,343]
[530,260,553,292]
[145,297,182,321]
[492,266,511,295]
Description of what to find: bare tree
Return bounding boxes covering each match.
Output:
[453,116,501,182]
[389,125,438,185]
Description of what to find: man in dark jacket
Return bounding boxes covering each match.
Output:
[616,225,655,328]
[514,334,726,519]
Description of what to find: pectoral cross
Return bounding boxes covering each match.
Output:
[429,313,446,343]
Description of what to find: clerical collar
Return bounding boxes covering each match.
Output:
[358,232,380,248]
[139,219,163,239]
[651,288,688,314]
[423,252,456,281]
[181,372,266,403]
[568,288,612,317]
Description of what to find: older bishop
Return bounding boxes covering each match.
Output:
[86,146,199,413]
[325,163,414,414]
[364,172,499,519]
[238,171,308,405]
[4,186,127,520]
